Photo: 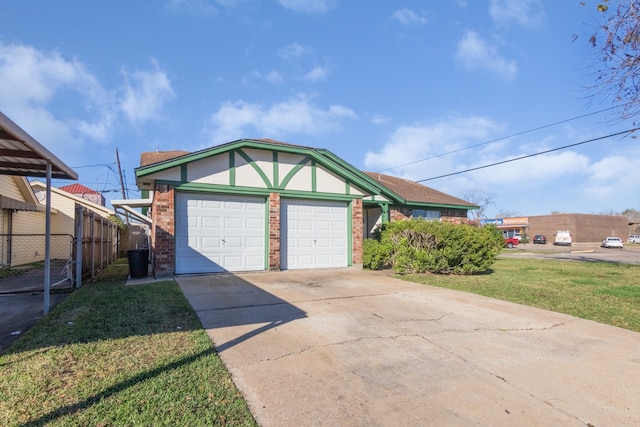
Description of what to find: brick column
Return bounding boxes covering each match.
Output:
[269,192,281,270]
[352,198,363,265]
[151,184,175,277]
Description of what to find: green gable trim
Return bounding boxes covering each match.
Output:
[167,181,362,202]
[311,160,316,192]
[229,151,235,186]
[273,152,279,188]
[402,202,478,210]
[347,202,353,266]
[135,139,385,197]
[236,148,273,188]
[181,165,187,182]
[278,156,311,190]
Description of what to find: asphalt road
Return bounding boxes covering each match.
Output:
[501,242,640,264]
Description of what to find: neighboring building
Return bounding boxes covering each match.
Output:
[481,213,629,243]
[59,183,105,206]
[30,181,115,259]
[131,139,478,277]
[0,175,46,266]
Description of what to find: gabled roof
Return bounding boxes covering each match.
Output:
[59,183,100,195]
[364,172,477,209]
[30,180,114,217]
[135,139,385,195]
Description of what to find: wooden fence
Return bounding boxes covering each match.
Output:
[74,204,120,285]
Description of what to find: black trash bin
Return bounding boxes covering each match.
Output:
[127,249,149,278]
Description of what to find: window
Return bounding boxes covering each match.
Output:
[412,209,441,220]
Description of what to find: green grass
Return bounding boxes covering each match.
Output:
[0,259,256,427]
[399,257,640,332]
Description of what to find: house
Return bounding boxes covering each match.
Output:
[362,172,476,236]
[59,183,105,206]
[0,175,46,266]
[30,181,115,259]
[133,139,477,276]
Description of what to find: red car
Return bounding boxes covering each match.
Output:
[504,237,519,249]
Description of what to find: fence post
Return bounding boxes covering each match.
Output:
[75,204,83,288]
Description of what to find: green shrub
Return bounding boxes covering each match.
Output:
[364,220,503,275]
[362,238,392,270]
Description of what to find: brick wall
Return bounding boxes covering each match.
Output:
[528,213,629,243]
[151,184,175,277]
[352,198,363,265]
[390,206,411,221]
[269,192,280,270]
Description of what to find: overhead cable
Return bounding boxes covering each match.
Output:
[417,127,640,182]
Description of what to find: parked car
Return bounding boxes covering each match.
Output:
[601,237,624,249]
[553,230,572,246]
[629,235,640,244]
[504,237,519,249]
[533,234,547,244]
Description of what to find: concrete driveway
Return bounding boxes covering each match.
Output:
[176,268,640,426]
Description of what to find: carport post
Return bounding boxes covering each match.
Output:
[43,162,52,315]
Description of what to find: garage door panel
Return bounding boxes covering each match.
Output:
[281,199,348,270]
[176,193,266,274]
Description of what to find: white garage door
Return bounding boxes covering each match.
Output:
[281,199,348,270]
[175,193,266,274]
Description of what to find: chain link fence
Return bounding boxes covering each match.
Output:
[0,234,74,293]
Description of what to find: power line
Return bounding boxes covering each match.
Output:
[417,127,640,183]
[379,104,628,173]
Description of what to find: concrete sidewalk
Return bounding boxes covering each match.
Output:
[177,268,640,426]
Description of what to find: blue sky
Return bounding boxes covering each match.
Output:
[0,0,637,218]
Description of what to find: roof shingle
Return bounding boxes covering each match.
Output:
[364,172,476,207]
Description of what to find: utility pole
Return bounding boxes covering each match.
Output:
[115,148,130,224]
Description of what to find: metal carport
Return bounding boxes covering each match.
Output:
[0,111,78,314]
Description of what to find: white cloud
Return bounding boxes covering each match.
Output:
[391,9,427,26]
[0,41,114,152]
[364,116,503,178]
[455,31,517,81]
[304,66,330,82]
[277,0,336,14]
[278,43,312,60]
[208,95,356,143]
[489,0,544,29]
[119,59,175,125]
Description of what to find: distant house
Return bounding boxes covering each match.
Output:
[0,175,46,266]
[59,183,105,206]
[30,181,115,259]
[128,139,478,276]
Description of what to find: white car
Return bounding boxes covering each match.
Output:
[629,235,640,244]
[602,237,624,249]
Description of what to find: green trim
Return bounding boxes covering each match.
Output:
[229,151,235,186]
[381,203,389,223]
[273,152,279,188]
[264,196,270,271]
[345,180,350,195]
[237,148,273,188]
[279,156,311,190]
[166,181,363,201]
[311,160,316,192]
[135,139,385,197]
[347,202,353,266]
[181,165,187,182]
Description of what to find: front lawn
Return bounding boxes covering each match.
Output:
[399,257,640,332]
[0,259,256,427]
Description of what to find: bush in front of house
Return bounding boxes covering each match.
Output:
[362,220,504,275]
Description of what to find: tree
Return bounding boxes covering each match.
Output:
[460,189,495,221]
[584,0,640,121]
[495,209,520,218]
